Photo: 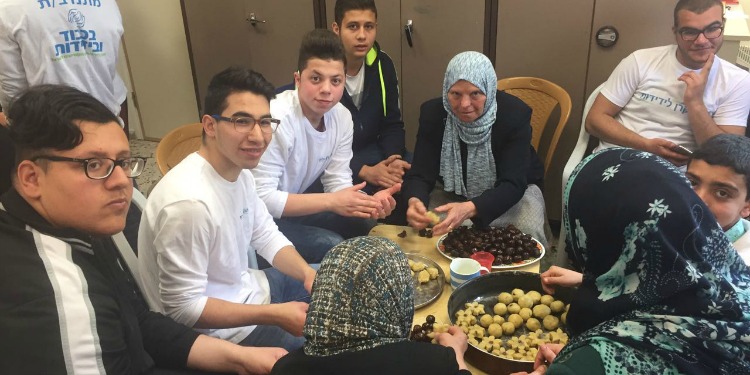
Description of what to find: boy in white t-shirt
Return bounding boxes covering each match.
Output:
[687,134,750,265]
[252,29,399,265]
[139,67,317,353]
[587,0,750,166]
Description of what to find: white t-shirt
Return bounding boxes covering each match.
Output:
[346,62,365,109]
[0,0,127,114]
[597,45,750,152]
[138,153,292,343]
[252,89,355,218]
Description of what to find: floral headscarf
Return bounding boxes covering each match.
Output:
[559,148,750,374]
[439,51,498,199]
[303,236,414,356]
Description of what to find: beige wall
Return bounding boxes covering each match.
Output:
[118,0,199,140]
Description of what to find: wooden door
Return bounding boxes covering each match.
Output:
[400,0,485,149]
[183,0,316,113]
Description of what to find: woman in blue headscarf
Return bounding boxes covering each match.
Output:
[400,51,546,245]
[517,148,750,375]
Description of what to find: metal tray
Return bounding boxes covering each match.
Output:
[448,271,575,374]
[406,253,446,309]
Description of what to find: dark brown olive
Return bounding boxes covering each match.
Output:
[426,315,435,324]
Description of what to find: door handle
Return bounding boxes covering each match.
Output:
[246,12,266,26]
[404,20,414,47]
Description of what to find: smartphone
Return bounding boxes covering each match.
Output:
[672,145,693,156]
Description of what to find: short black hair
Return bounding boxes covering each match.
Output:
[203,66,276,117]
[296,29,347,72]
[690,134,750,200]
[7,85,119,167]
[674,0,723,28]
[334,0,377,26]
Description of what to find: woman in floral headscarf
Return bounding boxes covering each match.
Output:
[270,236,470,375]
[400,51,547,246]
[518,148,750,375]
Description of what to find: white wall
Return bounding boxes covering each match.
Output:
[117,0,199,140]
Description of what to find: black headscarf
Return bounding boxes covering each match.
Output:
[560,148,750,374]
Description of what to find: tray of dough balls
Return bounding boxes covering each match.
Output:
[406,253,446,309]
[437,225,545,269]
[446,271,573,374]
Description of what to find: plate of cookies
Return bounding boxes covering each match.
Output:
[406,253,445,309]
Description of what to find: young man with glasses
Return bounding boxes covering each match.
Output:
[0,84,288,374]
[252,29,399,265]
[586,0,750,167]
[138,67,317,354]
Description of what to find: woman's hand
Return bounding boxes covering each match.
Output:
[510,344,564,375]
[434,326,469,370]
[540,266,582,295]
[431,201,477,236]
[406,197,432,230]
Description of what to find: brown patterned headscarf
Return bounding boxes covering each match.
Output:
[303,236,414,356]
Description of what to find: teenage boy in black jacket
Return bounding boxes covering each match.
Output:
[332,0,411,193]
[0,85,286,374]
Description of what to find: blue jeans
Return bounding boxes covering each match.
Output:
[238,265,318,351]
[267,213,375,266]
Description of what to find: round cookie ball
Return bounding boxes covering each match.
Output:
[540,294,554,306]
[493,302,508,315]
[501,322,516,335]
[525,317,541,331]
[479,314,493,328]
[518,296,534,309]
[550,300,565,314]
[543,315,560,331]
[511,288,525,301]
[508,313,524,329]
[488,323,503,337]
[525,290,542,304]
[493,315,505,324]
[498,292,514,305]
[519,307,533,321]
[533,304,551,319]
[507,303,521,314]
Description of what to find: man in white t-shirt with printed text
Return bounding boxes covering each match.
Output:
[586,0,750,166]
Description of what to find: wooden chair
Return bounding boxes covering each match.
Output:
[155,123,203,175]
[497,77,572,176]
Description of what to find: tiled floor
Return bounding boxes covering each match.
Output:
[129,138,559,270]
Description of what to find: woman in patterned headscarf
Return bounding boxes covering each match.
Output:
[400,51,547,246]
[518,148,750,375]
[270,236,471,375]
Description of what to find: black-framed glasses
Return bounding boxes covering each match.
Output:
[31,155,147,180]
[211,115,280,134]
[677,24,724,41]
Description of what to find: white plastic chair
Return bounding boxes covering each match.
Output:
[555,83,604,267]
[112,187,160,310]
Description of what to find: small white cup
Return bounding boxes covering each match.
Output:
[450,258,489,289]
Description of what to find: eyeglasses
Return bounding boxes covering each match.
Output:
[211,115,280,134]
[676,24,724,41]
[31,155,147,180]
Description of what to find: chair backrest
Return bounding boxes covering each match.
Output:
[155,123,203,175]
[112,187,160,310]
[497,77,572,174]
[555,83,604,267]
